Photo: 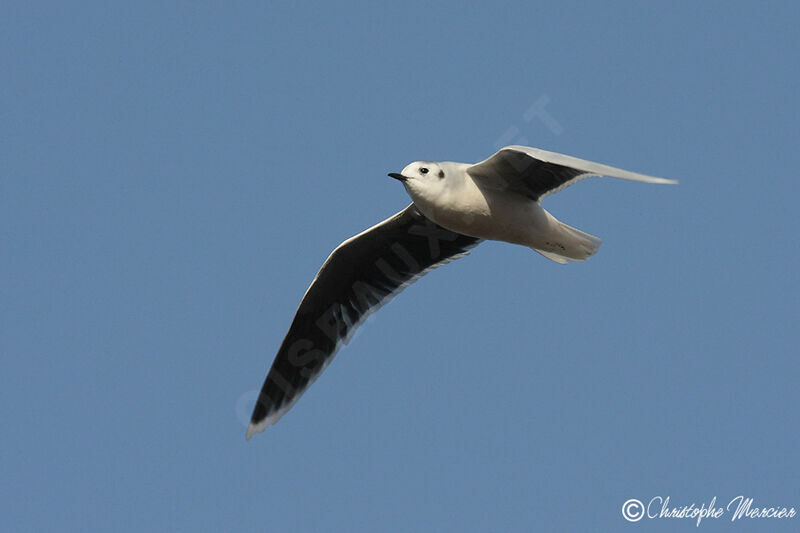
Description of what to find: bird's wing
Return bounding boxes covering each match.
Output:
[247,204,481,438]
[467,145,676,201]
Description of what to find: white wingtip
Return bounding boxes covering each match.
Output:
[632,176,679,185]
[245,408,287,440]
[245,422,265,440]
[592,169,678,185]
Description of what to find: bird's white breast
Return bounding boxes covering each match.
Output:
[407,167,550,247]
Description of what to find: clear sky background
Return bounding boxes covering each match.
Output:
[2,2,798,532]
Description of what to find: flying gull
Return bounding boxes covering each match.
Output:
[246,145,676,438]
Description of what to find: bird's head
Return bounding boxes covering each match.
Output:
[388,161,451,202]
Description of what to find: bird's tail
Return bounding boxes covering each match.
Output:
[531,217,602,264]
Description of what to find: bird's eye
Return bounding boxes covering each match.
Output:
[438,170,445,178]
[420,167,428,174]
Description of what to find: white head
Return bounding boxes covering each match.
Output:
[388,161,454,204]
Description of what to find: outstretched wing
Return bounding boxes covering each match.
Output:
[467,145,676,201]
[247,204,481,438]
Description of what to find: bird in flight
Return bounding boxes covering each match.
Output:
[246,145,676,438]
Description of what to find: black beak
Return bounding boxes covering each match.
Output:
[388,173,407,182]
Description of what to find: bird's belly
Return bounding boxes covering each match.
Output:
[422,190,550,247]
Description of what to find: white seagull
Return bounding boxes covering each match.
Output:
[247,145,676,438]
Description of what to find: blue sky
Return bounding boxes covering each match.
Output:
[2,2,798,531]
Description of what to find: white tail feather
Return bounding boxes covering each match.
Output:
[531,219,602,264]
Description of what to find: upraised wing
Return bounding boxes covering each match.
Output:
[467,145,676,201]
